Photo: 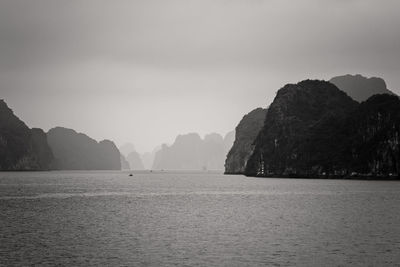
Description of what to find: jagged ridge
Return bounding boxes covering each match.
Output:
[244,80,399,178]
[0,100,54,170]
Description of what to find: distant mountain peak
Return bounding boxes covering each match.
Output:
[153,132,231,171]
[47,126,121,170]
[330,74,394,102]
[119,143,136,157]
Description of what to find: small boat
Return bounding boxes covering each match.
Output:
[129,173,133,177]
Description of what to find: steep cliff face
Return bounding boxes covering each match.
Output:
[330,74,394,102]
[244,80,400,178]
[30,128,55,170]
[341,94,400,176]
[226,74,398,175]
[245,80,358,177]
[225,108,267,174]
[47,127,121,170]
[0,100,54,170]
[98,140,122,170]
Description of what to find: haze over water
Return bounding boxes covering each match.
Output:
[2,0,400,152]
[1,171,399,266]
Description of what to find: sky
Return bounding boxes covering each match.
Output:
[1,0,399,153]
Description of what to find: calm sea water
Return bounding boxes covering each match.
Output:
[1,171,400,266]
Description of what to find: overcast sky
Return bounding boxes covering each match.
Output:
[1,0,399,152]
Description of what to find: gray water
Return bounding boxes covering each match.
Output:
[1,171,400,266]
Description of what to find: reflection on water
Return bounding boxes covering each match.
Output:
[1,171,400,266]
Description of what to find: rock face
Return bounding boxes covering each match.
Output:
[126,151,145,170]
[47,127,121,170]
[225,108,267,174]
[341,94,400,176]
[152,132,229,170]
[30,128,55,170]
[0,100,54,170]
[226,74,397,175]
[330,74,394,102]
[244,80,399,178]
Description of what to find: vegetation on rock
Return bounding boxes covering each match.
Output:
[244,80,399,178]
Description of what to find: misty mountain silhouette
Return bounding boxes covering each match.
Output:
[2,73,397,175]
[142,146,161,170]
[126,151,145,170]
[119,143,145,170]
[330,74,394,102]
[47,127,121,170]
[119,143,136,158]
[120,153,130,170]
[152,131,234,171]
[0,99,54,170]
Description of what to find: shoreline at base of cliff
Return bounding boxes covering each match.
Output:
[243,174,400,180]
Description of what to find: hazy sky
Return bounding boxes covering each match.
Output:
[1,0,399,152]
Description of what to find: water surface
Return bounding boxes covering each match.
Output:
[1,171,400,266]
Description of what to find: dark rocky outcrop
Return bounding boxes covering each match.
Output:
[47,127,121,170]
[330,74,395,102]
[226,74,397,175]
[340,94,400,176]
[30,128,55,170]
[225,108,267,174]
[244,80,399,178]
[0,100,54,170]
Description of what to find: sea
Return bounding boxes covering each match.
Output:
[1,171,400,266]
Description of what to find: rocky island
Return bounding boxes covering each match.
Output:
[0,99,54,170]
[153,131,234,171]
[47,127,121,170]
[226,75,399,179]
[0,99,123,171]
[225,108,267,174]
[243,80,399,178]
